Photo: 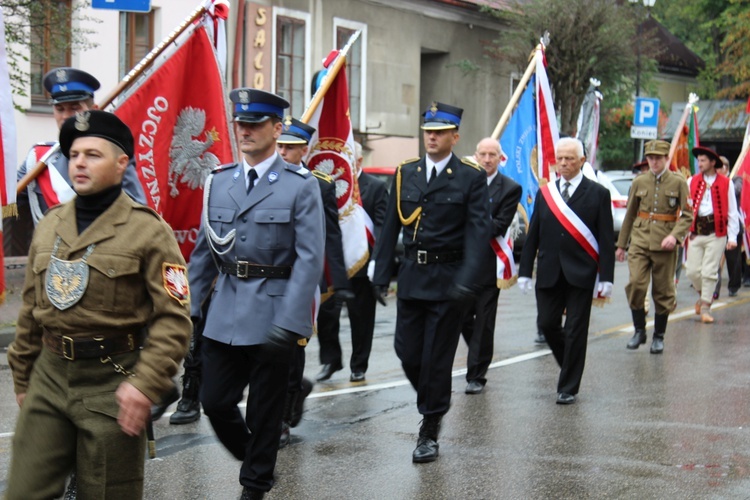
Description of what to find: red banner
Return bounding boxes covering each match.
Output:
[115,25,233,260]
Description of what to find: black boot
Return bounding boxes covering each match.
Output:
[626,309,647,350]
[290,377,313,427]
[412,415,441,463]
[279,393,296,449]
[651,313,668,354]
[169,374,201,425]
[151,382,180,421]
[240,486,265,499]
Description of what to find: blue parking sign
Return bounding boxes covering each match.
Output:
[92,0,151,12]
[634,97,660,128]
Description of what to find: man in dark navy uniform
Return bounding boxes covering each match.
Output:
[276,117,350,446]
[188,89,324,499]
[372,102,490,463]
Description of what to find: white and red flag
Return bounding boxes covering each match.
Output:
[114,10,233,261]
[1,5,18,303]
[535,47,560,182]
[305,50,369,276]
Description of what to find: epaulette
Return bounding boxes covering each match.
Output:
[460,157,481,171]
[211,162,239,174]
[285,163,310,177]
[311,170,333,183]
[398,157,420,168]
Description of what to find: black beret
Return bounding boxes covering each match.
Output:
[59,111,134,159]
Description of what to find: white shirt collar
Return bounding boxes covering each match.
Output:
[426,154,452,181]
[560,171,584,190]
[486,171,498,186]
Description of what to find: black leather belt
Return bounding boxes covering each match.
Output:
[405,248,463,264]
[43,329,145,361]
[220,261,292,279]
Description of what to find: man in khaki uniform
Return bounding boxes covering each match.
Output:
[616,139,693,354]
[6,111,191,499]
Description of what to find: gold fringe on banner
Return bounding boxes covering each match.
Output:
[2,203,18,218]
[497,275,518,290]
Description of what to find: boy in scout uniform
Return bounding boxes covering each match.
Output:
[6,111,192,499]
[372,102,490,463]
[616,139,693,354]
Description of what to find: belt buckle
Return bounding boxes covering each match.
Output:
[61,336,75,361]
[648,213,655,221]
[236,261,249,279]
[417,250,427,264]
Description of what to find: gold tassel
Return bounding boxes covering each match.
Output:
[496,275,519,290]
[2,203,18,218]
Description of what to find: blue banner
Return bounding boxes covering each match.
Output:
[499,75,539,224]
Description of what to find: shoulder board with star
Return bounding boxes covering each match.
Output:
[311,170,333,183]
[460,157,481,171]
[211,162,239,174]
[398,157,421,169]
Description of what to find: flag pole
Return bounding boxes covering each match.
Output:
[491,45,542,141]
[17,0,212,196]
[300,30,361,124]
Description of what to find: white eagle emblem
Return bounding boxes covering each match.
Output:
[168,107,221,197]
[163,263,189,304]
[315,158,350,200]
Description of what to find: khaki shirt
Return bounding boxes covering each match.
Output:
[617,169,693,251]
[8,192,192,402]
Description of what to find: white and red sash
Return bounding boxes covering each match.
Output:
[27,144,75,224]
[540,181,609,305]
[490,231,517,289]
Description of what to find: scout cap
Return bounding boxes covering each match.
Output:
[643,140,670,157]
[692,145,721,165]
[43,67,100,104]
[229,88,289,124]
[421,102,463,130]
[59,110,134,159]
[277,117,316,145]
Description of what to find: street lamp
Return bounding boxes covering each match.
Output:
[629,0,656,163]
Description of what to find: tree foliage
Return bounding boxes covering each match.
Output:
[1,0,98,108]
[483,0,657,135]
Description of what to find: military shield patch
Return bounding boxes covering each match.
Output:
[163,263,189,305]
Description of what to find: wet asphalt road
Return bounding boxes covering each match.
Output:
[2,260,750,499]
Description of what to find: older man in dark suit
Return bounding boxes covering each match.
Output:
[518,137,614,405]
[461,138,522,395]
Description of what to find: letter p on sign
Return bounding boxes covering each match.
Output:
[634,97,660,128]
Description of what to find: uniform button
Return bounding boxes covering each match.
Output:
[423,198,428,203]
[217,215,222,220]
[108,269,115,276]
[240,235,247,241]
[270,216,274,220]
[243,217,248,222]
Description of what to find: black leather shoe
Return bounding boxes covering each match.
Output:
[729,289,738,297]
[290,377,313,427]
[240,486,265,499]
[170,374,201,425]
[556,393,575,405]
[534,332,546,345]
[465,380,484,394]
[412,437,439,463]
[278,421,291,449]
[350,372,366,382]
[626,329,647,350]
[316,362,343,382]
[151,383,179,421]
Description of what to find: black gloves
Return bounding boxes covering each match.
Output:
[264,325,298,356]
[372,285,389,306]
[448,283,475,306]
[334,288,356,306]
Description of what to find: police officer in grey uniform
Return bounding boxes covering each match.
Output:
[372,102,490,463]
[187,88,324,499]
[17,67,146,225]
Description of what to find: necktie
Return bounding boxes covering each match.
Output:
[562,182,571,203]
[428,166,437,185]
[247,169,258,194]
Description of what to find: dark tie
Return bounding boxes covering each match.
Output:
[247,169,258,194]
[428,166,437,185]
[562,182,571,203]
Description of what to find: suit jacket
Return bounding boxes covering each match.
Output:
[188,154,325,343]
[372,153,490,300]
[519,176,614,290]
[353,172,388,279]
[18,142,147,224]
[476,173,522,287]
